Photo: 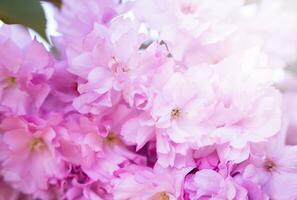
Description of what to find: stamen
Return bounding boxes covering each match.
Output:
[105,132,119,144]
[150,192,170,200]
[30,138,45,150]
[171,108,182,119]
[264,160,277,172]
[160,192,170,200]
[7,76,17,85]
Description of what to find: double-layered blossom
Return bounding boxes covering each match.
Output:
[57,105,146,183]
[0,25,53,115]
[0,116,65,194]
[244,139,297,199]
[67,17,147,115]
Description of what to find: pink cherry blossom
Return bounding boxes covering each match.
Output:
[246,140,297,200]
[0,25,53,115]
[0,116,66,194]
[67,17,147,114]
[57,107,146,184]
[208,49,282,162]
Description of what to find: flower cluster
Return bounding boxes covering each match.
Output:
[1,0,297,199]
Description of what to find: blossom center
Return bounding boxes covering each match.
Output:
[160,192,170,200]
[180,3,196,15]
[105,132,119,145]
[7,76,17,85]
[171,107,182,119]
[264,160,277,172]
[30,138,45,150]
[150,192,170,200]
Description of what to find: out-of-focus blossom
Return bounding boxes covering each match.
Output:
[209,49,282,162]
[240,0,297,68]
[56,0,118,50]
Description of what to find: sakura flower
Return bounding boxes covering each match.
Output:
[122,42,172,111]
[246,141,297,199]
[67,18,147,114]
[121,65,215,167]
[120,44,175,150]
[151,65,215,143]
[57,106,146,184]
[0,25,53,115]
[209,49,282,162]
[0,116,66,194]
